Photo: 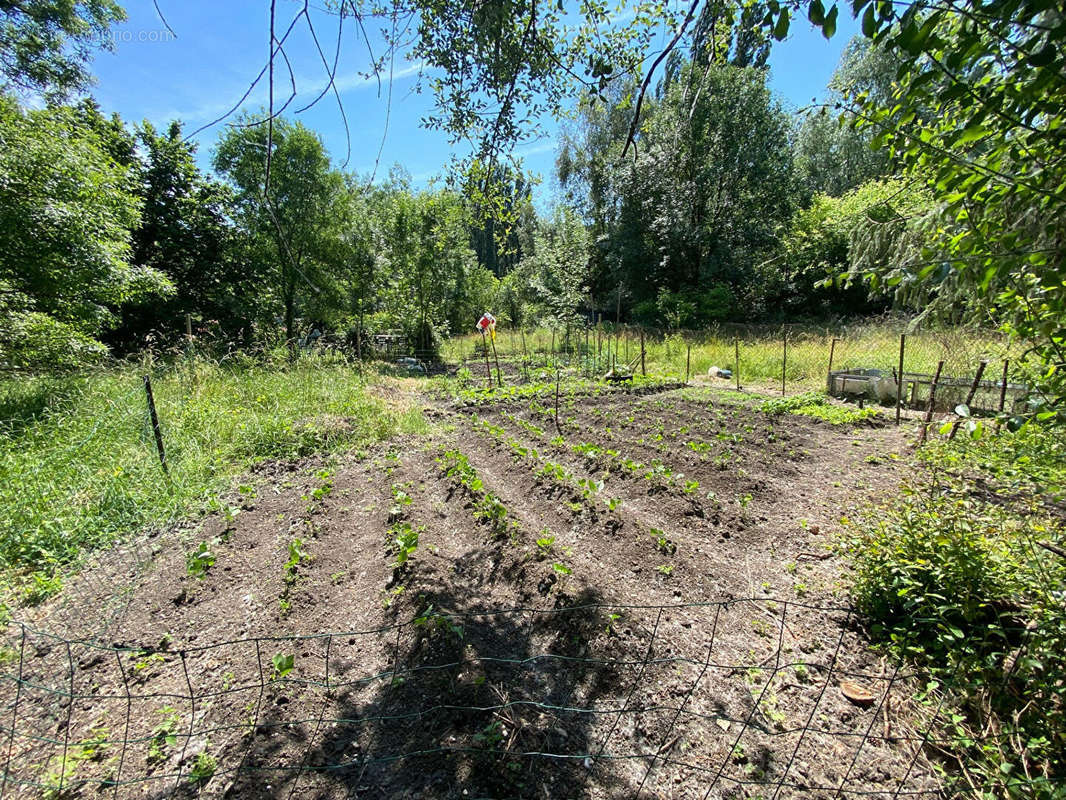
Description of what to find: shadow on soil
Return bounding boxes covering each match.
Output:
[219,587,638,799]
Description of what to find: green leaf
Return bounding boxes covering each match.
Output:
[808,0,825,25]
[822,5,838,38]
[271,652,295,679]
[861,4,876,37]
[773,9,790,41]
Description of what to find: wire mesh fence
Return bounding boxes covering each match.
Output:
[443,321,1027,416]
[1,598,950,799]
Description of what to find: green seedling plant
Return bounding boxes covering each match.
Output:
[187,748,217,784]
[271,652,295,680]
[650,528,677,555]
[284,537,309,584]
[391,522,421,566]
[536,533,555,560]
[414,603,464,639]
[148,707,180,764]
[186,540,216,579]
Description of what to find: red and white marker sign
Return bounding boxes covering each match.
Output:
[476,313,497,339]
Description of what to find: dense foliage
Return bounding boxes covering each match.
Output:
[849,428,1066,795]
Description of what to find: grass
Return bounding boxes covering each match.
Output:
[443,322,1019,391]
[0,353,418,600]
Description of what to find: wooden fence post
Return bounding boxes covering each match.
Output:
[827,337,838,391]
[481,331,492,388]
[490,333,502,387]
[781,327,787,396]
[895,334,906,426]
[998,359,1009,413]
[949,361,988,440]
[735,338,740,391]
[640,328,646,376]
[917,360,945,446]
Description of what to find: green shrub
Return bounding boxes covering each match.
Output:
[847,429,1066,797]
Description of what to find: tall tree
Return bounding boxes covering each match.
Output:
[214,115,344,352]
[108,120,243,351]
[793,37,898,197]
[0,0,126,100]
[0,96,167,367]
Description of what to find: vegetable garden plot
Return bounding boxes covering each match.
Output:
[1,385,946,797]
[2,601,943,799]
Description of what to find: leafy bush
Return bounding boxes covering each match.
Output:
[847,428,1066,796]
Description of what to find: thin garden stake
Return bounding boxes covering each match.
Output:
[735,338,740,391]
[917,360,944,446]
[895,334,906,426]
[949,360,988,440]
[685,343,691,384]
[781,327,787,396]
[143,375,168,475]
[480,330,492,388]
[554,369,562,436]
[490,332,502,387]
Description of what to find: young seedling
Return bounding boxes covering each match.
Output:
[186,541,216,579]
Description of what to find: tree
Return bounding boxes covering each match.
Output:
[0,0,126,100]
[560,59,798,323]
[821,0,1066,406]
[521,207,591,330]
[0,96,168,367]
[794,37,899,197]
[103,120,246,352]
[777,177,932,316]
[214,115,344,352]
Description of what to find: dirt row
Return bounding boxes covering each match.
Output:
[2,386,941,799]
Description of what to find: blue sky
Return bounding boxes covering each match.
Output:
[89,1,858,202]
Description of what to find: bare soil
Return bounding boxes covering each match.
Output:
[3,384,943,799]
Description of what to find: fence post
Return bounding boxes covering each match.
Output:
[998,359,1009,414]
[827,337,838,392]
[917,360,945,446]
[735,338,740,391]
[781,327,787,396]
[640,328,646,377]
[143,375,168,475]
[949,360,988,440]
[895,334,906,426]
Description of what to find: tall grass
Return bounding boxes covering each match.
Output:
[0,354,413,583]
[442,322,1018,390]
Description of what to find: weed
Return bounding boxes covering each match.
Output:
[0,355,404,581]
[655,564,674,576]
